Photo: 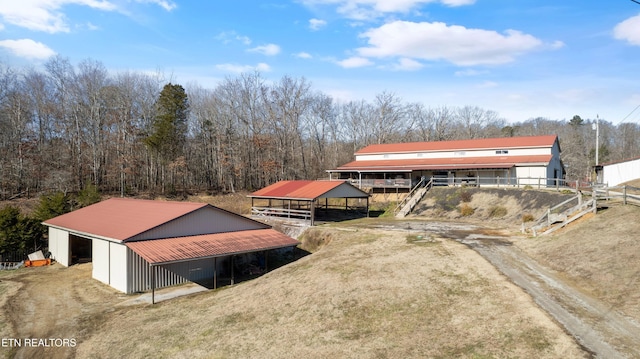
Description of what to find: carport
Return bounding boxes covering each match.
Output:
[43,198,299,298]
[249,180,371,225]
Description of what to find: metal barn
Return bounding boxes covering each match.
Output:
[44,198,299,294]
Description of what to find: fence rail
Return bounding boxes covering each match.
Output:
[251,206,312,221]
[525,184,640,236]
[341,176,588,191]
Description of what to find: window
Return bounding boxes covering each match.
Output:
[495,150,509,154]
[454,151,466,156]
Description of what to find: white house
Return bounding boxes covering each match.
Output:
[328,135,565,189]
[43,198,299,294]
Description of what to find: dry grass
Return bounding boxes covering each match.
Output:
[515,204,640,321]
[67,227,584,358]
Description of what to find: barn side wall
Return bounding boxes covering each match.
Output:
[48,227,70,267]
[92,239,110,285]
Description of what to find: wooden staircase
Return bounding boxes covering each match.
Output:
[395,178,432,218]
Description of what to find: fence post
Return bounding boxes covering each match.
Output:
[497,176,500,187]
[624,186,627,205]
[538,177,541,189]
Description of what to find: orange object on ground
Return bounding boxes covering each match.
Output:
[24,259,51,267]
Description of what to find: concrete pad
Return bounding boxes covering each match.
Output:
[118,282,209,306]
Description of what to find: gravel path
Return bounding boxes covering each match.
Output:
[435,223,640,359]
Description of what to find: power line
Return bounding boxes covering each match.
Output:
[619,103,640,125]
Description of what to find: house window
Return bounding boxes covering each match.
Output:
[495,150,509,154]
[417,153,423,158]
[454,151,466,156]
[383,154,389,159]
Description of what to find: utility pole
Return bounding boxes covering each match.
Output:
[595,115,599,166]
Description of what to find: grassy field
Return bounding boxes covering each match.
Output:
[4,188,639,358]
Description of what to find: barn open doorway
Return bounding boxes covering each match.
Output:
[69,234,92,264]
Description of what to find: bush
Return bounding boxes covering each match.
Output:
[0,206,46,257]
[522,213,535,222]
[77,184,101,208]
[523,185,533,190]
[459,204,475,216]
[34,191,72,221]
[488,206,508,218]
[459,190,472,203]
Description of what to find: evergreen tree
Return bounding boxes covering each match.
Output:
[145,83,189,162]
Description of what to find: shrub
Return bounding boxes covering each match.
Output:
[77,184,102,208]
[459,190,472,203]
[523,185,533,190]
[521,213,535,222]
[0,206,46,256]
[34,191,72,221]
[459,204,475,216]
[488,206,508,218]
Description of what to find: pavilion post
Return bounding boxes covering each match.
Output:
[213,257,217,289]
[230,256,235,285]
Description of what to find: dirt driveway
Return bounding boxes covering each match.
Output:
[1,264,126,359]
[382,220,640,359]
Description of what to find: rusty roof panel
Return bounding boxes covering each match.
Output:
[249,180,366,200]
[355,135,557,155]
[125,228,298,265]
[43,198,209,241]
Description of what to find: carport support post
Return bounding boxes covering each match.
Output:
[230,256,235,285]
[151,265,156,305]
[213,257,217,289]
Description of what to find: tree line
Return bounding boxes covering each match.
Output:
[1,56,639,200]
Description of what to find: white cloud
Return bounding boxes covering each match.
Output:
[135,0,177,11]
[392,57,423,71]
[613,14,640,46]
[0,0,174,34]
[216,62,271,73]
[454,69,488,77]
[0,38,56,59]
[295,52,313,59]
[309,18,327,30]
[357,21,543,66]
[216,31,251,45]
[0,1,116,33]
[248,43,281,56]
[336,56,373,68]
[300,0,475,20]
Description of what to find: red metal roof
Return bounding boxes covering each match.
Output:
[249,180,366,200]
[125,228,298,265]
[334,155,553,172]
[43,198,209,241]
[355,135,558,155]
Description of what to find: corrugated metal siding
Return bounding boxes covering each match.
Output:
[130,207,266,242]
[126,249,221,293]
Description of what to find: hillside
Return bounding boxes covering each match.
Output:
[2,189,639,358]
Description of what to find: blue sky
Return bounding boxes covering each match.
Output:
[1,0,639,124]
